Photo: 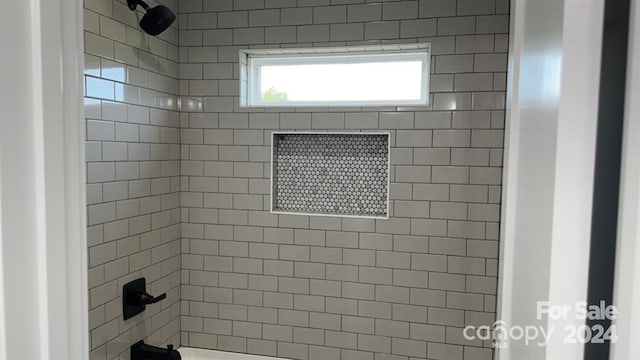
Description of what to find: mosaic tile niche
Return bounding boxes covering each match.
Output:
[271,132,390,218]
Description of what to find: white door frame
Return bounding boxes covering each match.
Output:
[0,0,87,359]
[610,0,640,358]
[497,0,604,359]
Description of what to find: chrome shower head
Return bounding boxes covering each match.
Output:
[127,0,176,36]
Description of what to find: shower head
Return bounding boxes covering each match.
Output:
[127,0,175,36]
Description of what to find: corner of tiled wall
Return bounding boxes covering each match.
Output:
[84,0,182,358]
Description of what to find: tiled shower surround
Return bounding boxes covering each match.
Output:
[84,0,181,358]
[85,0,507,359]
[177,0,507,359]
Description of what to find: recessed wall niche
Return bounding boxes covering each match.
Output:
[271,132,390,219]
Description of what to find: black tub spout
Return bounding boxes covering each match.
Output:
[131,340,181,360]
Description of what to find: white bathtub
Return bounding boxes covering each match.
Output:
[179,347,285,360]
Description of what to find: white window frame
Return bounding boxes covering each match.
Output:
[240,45,430,107]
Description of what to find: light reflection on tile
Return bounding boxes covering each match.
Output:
[158,96,178,110]
[101,59,127,82]
[114,83,124,103]
[179,97,204,112]
[84,54,100,77]
[433,93,472,111]
[114,83,139,104]
[84,98,101,119]
[86,76,114,100]
[152,93,178,111]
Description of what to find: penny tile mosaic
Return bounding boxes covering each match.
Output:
[271,133,390,218]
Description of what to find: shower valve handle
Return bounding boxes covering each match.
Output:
[123,278,167,320]
[138,292,166,305]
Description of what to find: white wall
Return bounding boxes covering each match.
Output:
[498,0,604,359]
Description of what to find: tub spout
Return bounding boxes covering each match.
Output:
[131,340,181,360]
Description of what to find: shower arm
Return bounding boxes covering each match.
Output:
[127,0,150,11]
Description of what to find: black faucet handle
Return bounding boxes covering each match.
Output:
[139,292,167,305]
[167,344,174,351]
[123,278,168,320]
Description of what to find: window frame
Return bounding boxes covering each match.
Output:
[241,46,431,107]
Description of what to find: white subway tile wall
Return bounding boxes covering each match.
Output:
[86,0,506,359]
[84,0,180,359]
[177,1,506,360]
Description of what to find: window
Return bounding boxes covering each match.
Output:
[240,44,430,107]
